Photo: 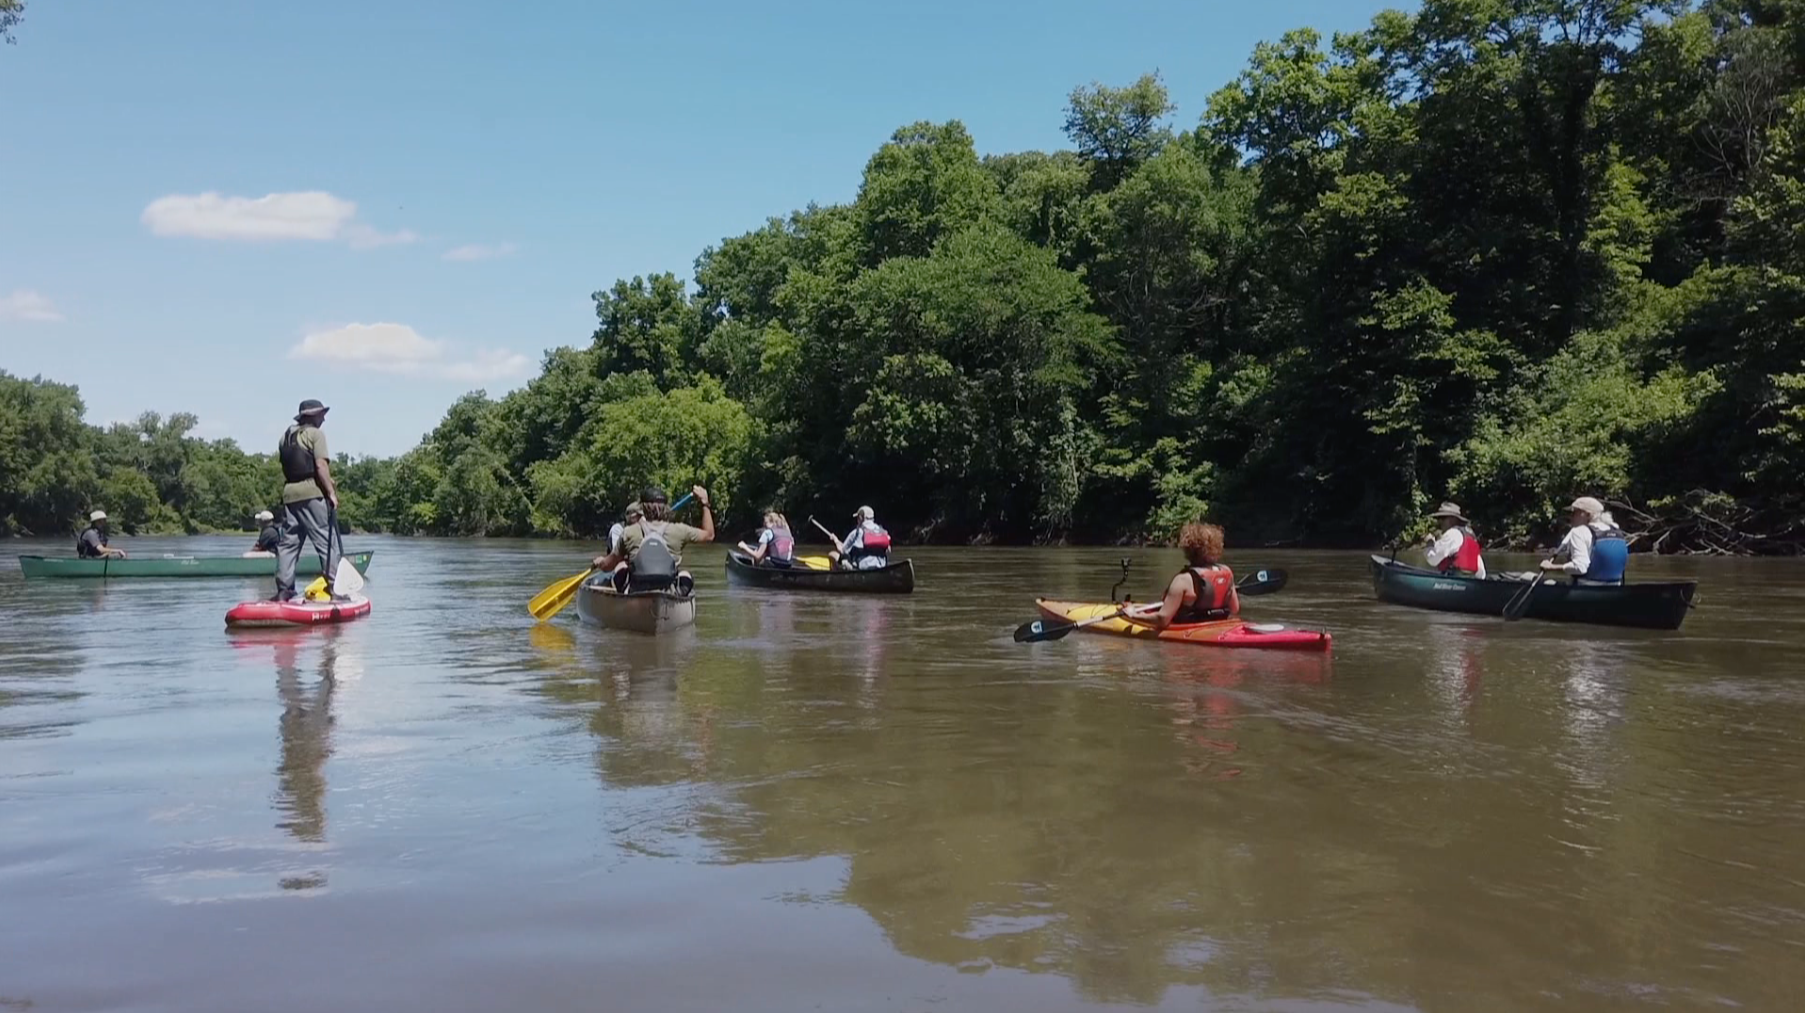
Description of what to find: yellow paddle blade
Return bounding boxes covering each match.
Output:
[529,568,595,621]
[797,555,832,571]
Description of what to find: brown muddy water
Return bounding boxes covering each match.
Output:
[2,538,1802,1012]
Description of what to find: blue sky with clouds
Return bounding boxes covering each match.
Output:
[1,0,1405,457]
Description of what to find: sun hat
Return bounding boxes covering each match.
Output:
[254,510,275,522]
[1568,496,1605,519]
[1429,502,1467,523]
[624,501,643,518]
[89,510,107,522]
[294,399,330,421]
[854,505,875,520]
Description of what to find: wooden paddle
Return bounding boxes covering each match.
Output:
[1013,569,1288,643]
[808,514,841,548]
[529,492,694,621]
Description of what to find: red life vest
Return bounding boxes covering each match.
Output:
[1437,527,1483,575]
[856,524,891,554]
[1179,565,1235,622]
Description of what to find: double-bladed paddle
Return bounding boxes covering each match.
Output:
[528,492,693,622]
[1012,567,1290,644]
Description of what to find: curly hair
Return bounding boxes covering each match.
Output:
[1179,522,1224,566]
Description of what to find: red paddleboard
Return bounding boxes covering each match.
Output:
[1034,599,1331,651]
[225,593,371,629]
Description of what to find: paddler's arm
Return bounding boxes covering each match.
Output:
[1147,573,1192,631]
[316,457,339,510]
[691,486,714,542]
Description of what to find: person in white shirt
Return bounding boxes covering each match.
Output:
[1542,496,1630,585]
[1422,502,1486,578]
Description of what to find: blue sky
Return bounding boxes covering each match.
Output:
[1,0,1407,458]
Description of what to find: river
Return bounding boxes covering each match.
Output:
[2,538,1802,1012]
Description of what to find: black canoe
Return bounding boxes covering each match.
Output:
[725,551,915,594]
[1369,555,1696,630]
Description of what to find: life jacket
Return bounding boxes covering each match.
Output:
[849,522,891,559]
[1177,565,1235,623]
[629,520,677,590]
[75,525,106,558]
[1436,527,1484,576]
[766,524,795,564]
[1583,521,1629,583]
[279,425,316,484]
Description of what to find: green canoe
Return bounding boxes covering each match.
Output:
[18,551,375,579]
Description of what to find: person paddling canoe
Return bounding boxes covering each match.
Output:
[737,509,796,568]
[1422,502,1486,578]
[1147,523,1239,631]
[592,485,714,593]
[273,399,346,603]
[1541,496,1629,586]
[830,506,891,571]
[76,510,127,559]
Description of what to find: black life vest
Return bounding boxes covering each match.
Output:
[279,425,316,483]
[75,525,107,558]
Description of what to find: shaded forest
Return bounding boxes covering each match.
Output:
[8,0,1805,552]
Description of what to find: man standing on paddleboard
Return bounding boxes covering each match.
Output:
[272,399,345,602]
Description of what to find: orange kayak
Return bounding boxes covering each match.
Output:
[1034,599,1331,651]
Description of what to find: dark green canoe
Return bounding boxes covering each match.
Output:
[725,550,915,593]
[18,551,375,579]
[1369,555,1695,630]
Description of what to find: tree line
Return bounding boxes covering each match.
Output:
[8,0,1805,552]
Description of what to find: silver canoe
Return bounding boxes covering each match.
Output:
[575,583,697,634]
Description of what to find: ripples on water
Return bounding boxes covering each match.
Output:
[1,538,1802,1012]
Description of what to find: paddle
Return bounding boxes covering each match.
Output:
[1235,568,1288,597]
[303,507,364,599]
[1014,569,1286,643]
[808,514,841,548]
[1015,603,1160,643]
[1502,569,1548,621]
[529,492,694,621]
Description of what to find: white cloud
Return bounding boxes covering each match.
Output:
[288,322,531,382]
[0,289,64,322]
[141,191,416,248]
[442,241,519,262]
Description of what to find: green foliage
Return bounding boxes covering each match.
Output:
[17,0,1805,549]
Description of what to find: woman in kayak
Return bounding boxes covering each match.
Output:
[1147,522,1239,630]
[737,509,796,567]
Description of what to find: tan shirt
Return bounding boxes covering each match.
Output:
[617,520,706,566]
[280,425,330,504]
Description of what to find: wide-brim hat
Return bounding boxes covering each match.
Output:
[294,399,330,421]
[1429,502,1467,523]
[89,509,108,522]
